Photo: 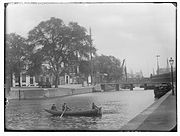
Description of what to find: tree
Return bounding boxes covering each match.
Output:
[28,17,96,87]
[79,60,91,77]
[93,55,123,82]
[5,33,28,88]
[26,49,44,77]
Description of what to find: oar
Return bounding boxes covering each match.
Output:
[60,107,66,118]
[87,96,93,108]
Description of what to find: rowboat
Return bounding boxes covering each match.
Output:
[44,107,102,117]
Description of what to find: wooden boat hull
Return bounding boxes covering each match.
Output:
[44,107,102,117]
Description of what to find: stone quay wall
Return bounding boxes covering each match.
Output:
[7,87,93,100]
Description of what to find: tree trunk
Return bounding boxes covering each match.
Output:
[10,72,13,87]
[5,75,10,97]
[55,74,59,88]
[5,69,14,97]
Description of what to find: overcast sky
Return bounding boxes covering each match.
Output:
[6,3,176,77]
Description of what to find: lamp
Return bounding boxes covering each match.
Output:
[169,57,174,66]
[169,57,174,95]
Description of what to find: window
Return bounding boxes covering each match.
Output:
[15,75,19,83]
[30,76,33,84]
[22,74,26,83]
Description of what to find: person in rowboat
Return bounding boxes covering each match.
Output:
[62,103,71,111]
[92,102,99,110]
[51,104,57,111]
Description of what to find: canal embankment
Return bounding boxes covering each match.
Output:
[7,84,96,100]
[120,90,176,131]
[7,83,119,100]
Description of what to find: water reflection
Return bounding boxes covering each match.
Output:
[6,89,155,130]
[47,115,101,130]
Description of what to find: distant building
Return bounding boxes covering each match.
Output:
[127,70,143,79]
[134,71,143,78]
[12,65,38,87]
[156,58,174,75]
[12,73,38,87]
[12,59,80,87]
[159,68,170,75]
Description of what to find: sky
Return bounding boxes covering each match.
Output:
[6,2,176,77]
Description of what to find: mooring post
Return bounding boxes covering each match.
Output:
[19,89,21,100]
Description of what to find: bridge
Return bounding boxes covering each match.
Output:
[99,71,176,91]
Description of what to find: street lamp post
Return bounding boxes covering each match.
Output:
[156,55,160,75]
[169,57,174,95]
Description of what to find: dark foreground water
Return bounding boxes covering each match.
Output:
[5,88,155,130]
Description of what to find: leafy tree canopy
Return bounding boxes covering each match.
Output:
[6,33,29,87]
[93,55,123,82]
[27,17,96,87]
[6,33,28,75]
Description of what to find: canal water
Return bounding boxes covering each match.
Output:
[5,88,155,130]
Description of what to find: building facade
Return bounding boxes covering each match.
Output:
[12,64,80,87]
[12,73,37,87]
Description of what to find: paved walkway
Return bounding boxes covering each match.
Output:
[120,90,177,131]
